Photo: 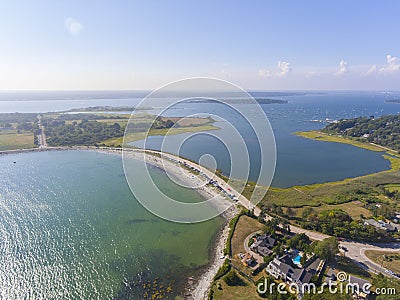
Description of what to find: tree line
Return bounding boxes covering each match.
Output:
[323,114,400,151]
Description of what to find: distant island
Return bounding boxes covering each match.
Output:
[186,98,288,104]
[385,99,400,104]
[61,105,152,113]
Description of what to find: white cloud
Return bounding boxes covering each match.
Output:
[277,61,292,77]
[335,60,348,76]
[379,54,400,74]
[258,61,292,78]
[65,18,83,36]
[258,68,272,78]
[363,64,377,76]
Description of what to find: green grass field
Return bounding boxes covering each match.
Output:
[385,184,400,192]
[103,124,220,146]
[211,274,261,300]
[0,132,35,150]
[295,130,391,152]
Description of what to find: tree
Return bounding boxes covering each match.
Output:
[314,237,339,262]
[302,207,314,219]
[223,270,245,286]
[286,207,295,217]
[300,254,307,265]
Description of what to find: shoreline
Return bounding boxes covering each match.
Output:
[295,130,400,155]
[0,146,239,299]
[186,206,238,300]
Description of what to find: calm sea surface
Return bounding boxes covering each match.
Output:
[1,91,400,298]
[0,150,223,299]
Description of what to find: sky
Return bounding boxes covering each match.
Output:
[0,1,399,91]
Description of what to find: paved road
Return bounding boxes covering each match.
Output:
[289,225,330,241]
[342,241,400,276]
[37,115,47,148]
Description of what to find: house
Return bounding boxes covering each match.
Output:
[305,258,324,276]
[265,255,313,289]
[239,252,256,267]
[347,275,370,299]
[364,219,380,228]
[250,234,276,257]
[364,219,398,232]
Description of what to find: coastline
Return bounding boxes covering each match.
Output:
[295,130,399,155]
[186,206,237,300]
[0,146,239,299]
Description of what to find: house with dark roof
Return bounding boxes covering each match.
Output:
[250,234,276,257]
[265,255,313,289]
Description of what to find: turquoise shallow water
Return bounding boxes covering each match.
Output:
[0,150,223,299]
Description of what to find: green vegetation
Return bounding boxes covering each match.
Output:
[266,115,400,241]
[0,110,218,149]
[0,113,37,150]
[210,274,260,300]
[43,119,125,146]
[296,130,387,152]
[322,114,400,151]
[0,132,35,150]
[0,113,38,125]
[253,152,400,241]
[214,259,231,280]
[335,256,371,279]
[105,124,218,147]
[298,208,392,241]
[231,214,266,255]
[312,237,339,262]
[385,183,400,192]
[287,233,310,252]
[372,273,400,300]
[223,270,246,286]
[224,213,243,256]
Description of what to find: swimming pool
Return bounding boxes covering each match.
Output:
[293,254,301,265]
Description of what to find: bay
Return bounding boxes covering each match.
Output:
[0,150,223,299]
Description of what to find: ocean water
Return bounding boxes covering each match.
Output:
[0,150,223,299]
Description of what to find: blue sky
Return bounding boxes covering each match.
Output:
[0,1,399,90]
